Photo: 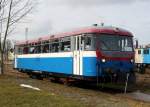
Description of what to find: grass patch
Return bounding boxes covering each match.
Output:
[0,75,86,107]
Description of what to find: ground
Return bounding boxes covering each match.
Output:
[0,64,150,107]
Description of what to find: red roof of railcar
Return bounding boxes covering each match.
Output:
[16,26,133,45]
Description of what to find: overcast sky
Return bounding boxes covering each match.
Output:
[10,0,150,45]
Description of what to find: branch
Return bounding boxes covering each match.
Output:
[0,0,28,23]
[0,0,9,10]
[7,26,15,36]
[12,0,24,8]
[9,6,33,27]
[10,0,31,20]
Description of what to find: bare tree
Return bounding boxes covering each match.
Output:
[0,0,35,74]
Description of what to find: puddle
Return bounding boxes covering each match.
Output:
[127,91,150,102]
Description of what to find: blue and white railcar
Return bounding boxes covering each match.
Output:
[135,48,150,73]
[14,26,135,83]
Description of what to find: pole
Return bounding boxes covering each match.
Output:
[25,27,28,43]
[124,73,130,94]
[0,33,1,74]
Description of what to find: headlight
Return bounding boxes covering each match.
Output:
[130,59,134,63]
[102,59,106,63]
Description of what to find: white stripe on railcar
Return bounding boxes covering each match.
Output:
[16,52,73,58]
[81,51,96,57]
[16,51,97,58]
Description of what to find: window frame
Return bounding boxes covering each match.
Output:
[138,50,141,54]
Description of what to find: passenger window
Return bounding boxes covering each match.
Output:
[138,50,141,54]
[51,40,59,52]
[18,47,23,54]
[41,41,50,53]
[61,41,70,52]
[43,44,49,53]
[60,37,71,52]
[143,49,149,54]
[84,37,92,51]
[34,45,41,53]
[29,47,35,54]
[23,47,29,54]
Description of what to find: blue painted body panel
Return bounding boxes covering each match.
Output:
[17,57,73,74]
[82,57,133,76]
[83,57,97,76]
[143,48,150,64]
[16,56,133,77]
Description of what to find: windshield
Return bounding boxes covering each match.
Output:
[96,34,133,52]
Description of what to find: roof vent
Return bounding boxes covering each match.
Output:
[93,23,104,27]
[101,23,104,26]
[116,27,119,30]
[93,24,98,26]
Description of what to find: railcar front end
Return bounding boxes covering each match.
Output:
[82,33,135,84]
[14,26,135,86]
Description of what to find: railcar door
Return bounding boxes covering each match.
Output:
[73,35,83,76]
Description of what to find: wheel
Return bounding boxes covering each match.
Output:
[139,64,146,74]
[30,73,43,80]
